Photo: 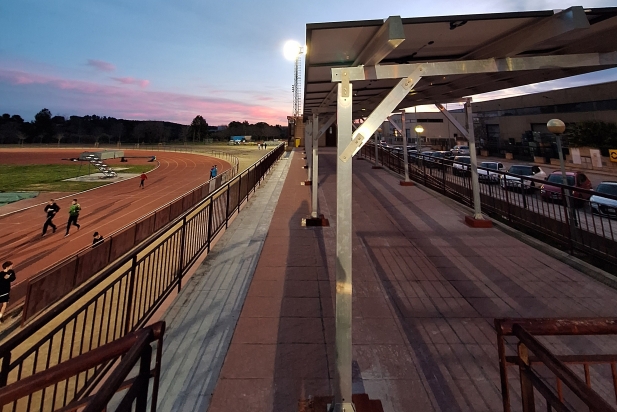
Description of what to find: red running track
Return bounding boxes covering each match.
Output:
[0,148,230,305]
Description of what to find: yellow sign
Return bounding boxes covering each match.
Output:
[610,149,617,163]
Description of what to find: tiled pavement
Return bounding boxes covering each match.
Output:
[159,147,617,411]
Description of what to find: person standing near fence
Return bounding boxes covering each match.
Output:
[92,232,104,248]
[0,261,16,322]
[210,165,217,179]
[42,199,60,236]
[65,199,81,237]
[139,172,148,189]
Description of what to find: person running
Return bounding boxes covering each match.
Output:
[65,199,81,237]
[139,173,148,189]
[0,261,16,323]
[42,199,60,236]
[92,232,104,248]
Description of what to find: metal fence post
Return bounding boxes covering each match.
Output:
[124,256,138,335]
[178,217,186,292]
[207,200,214,253]
[518,342,536,412]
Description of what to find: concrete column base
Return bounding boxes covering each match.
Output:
[301,215,330,227]
[301,180,312,186]
[399,181,414,186]
[464,215,493,228]
[371,165,383,169]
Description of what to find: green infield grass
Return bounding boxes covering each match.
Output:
[0,164,155,192]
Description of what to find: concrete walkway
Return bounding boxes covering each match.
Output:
[155,150,293,412]
[157,146,617,411]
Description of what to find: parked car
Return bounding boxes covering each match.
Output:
[452,156,471,175]
[500,165,546,190]
[540,171,592,205]
[426,151,449,169]
[478,161,504,182]
[451,145,470,156]
[590,181,617,218]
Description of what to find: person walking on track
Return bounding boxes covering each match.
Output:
[0,261,16,323]
[42,199,60,236]
[65,199,81,237]
[139,172,148,189]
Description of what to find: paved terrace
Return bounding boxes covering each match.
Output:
[155,147,617,412]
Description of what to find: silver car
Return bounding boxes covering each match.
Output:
[590,181,617,218]
[451,145,470,156]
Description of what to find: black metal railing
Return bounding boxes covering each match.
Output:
[0,144,284,410]
[495,318,617,412]
[361,144,617,266]
[0,322,165,412]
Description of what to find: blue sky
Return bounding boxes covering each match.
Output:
[1,0,616,125]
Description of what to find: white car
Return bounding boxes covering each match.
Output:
[590,181,617,218]
[478,161,504,182]
[451,145,470,156]
[500,165,546,190]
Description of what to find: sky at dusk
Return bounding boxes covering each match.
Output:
[1,0,616,126]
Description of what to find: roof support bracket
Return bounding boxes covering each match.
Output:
[339,68,423,162]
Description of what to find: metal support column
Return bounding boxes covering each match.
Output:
[335,81,354,412]
[465,99,484,220]
[374,132,379,167]
[401,110,410,182]
[306,119,313,182]
[312,113,319,218]
[437,101,487,224]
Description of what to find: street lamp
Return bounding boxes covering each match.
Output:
[415,124,424,148]
[547,119,578,237]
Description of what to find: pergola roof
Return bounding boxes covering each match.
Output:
[303,7,617,116]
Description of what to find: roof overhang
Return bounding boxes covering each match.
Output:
[303,7,617,117]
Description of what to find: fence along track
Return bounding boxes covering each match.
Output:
[0,144,284,412]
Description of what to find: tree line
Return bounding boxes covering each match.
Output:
[0,109,287,145]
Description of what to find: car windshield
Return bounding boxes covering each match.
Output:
[481,162,497,170]
[547,174,575,186]
[458,146,468,150]
[455,157,470,163]
[509,166,533,176]
[596,183,617,196]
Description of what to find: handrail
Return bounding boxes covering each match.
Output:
[0,144,285,409]
[361,144,617,266]
[0,322,164,411]
[512,323,617,412]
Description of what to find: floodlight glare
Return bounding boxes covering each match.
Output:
[414,125,424,134]
[283,40,302,61]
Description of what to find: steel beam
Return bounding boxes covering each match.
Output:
[353,16,405,66]
[312,113,319,218]
[306,119,313,182]
[334,82,354,412]
[401,110,410,182]
[331,52,617,82]
[314,114,336,142]
[464,99,484,220]
[340,69,423,162]
[463,6,590,59]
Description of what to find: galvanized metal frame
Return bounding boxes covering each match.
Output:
[332,44,617,408]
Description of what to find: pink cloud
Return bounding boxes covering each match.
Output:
[87,59,116,72]
[111,77,150,88]
[0,69,288,125]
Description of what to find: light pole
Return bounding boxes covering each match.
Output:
[547,119,578,241]
[415,124,424,149]
[400,110,413,186]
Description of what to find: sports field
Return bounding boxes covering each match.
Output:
[0,164,155,192]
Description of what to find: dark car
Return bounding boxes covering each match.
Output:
[426,151,449,169]
[540,171,592,205]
